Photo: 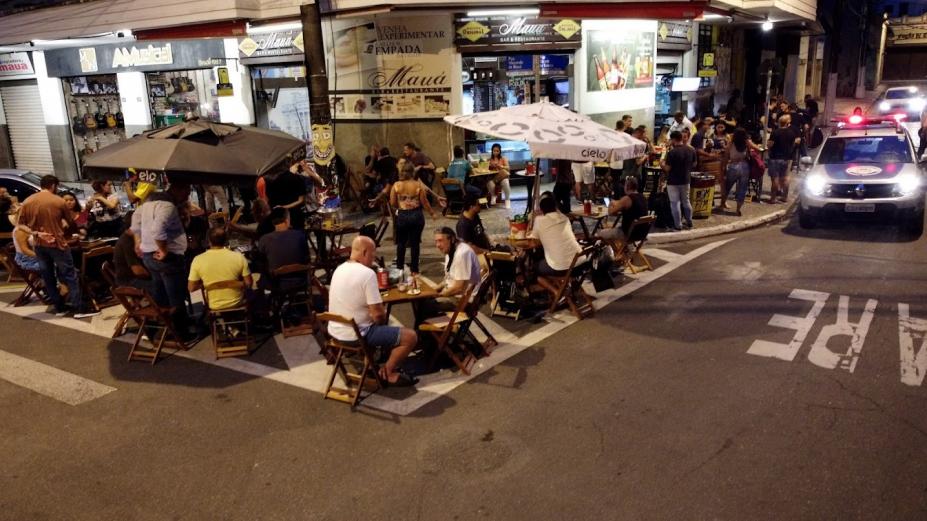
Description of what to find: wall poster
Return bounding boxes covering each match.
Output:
[324,14,454,120]
[579,20,658,115]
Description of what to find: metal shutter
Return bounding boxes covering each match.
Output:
[0,82,54,175]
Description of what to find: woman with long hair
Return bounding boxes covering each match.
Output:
[85,180,123,237]
[486,143,512,208]
[61,191,87,238]
[656,125,671,147]
[389,162,435,275]
[719,128,760,216]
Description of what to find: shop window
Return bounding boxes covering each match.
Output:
[61,74,127,171]
[147,69,219,128]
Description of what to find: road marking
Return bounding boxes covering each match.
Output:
[0,349,116,405]
[643,248,682,262]
[747,289,829,361]
[0,238,735,415]
[807,295,877,373]
[898,303,927,387]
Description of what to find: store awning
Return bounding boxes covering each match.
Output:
[540,2,706,20]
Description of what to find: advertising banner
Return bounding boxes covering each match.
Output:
[325,14,454,120]
[0,52,35,78]
[454,17,581,48]
[580,20,657,114]
[44,39,226,77]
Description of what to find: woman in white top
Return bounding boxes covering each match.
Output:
[12,222,40,272]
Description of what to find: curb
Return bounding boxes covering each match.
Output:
[648,199,797,244]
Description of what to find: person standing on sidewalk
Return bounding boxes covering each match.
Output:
[131,182,194,341]
[767,115,800,203]
[18,175,99,318]
[660,131,695,231]
[719,129,761,216]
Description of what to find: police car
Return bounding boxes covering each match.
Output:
[798,115,925,233]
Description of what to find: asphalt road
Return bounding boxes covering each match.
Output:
[2,211,926,520]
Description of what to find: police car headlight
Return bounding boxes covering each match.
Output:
[910,98,927,111]
[895,173,921,195]
[805,174,828,196]
[879,101,891,112]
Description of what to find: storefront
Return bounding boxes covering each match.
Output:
[238,28,311,142]
[454,15,582,168]
[0,52,56,175]
[44,39,228,170]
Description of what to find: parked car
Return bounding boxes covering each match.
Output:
[798,118,925,234]
[0,169,125,208]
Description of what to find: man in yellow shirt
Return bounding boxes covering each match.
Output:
[188,227,252,310]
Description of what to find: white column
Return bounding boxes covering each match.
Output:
[116,72,152,136]
[217,38,255,125]
[31,51,68,126]
[795,36,809,102]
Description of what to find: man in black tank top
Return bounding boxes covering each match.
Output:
[597,176,648,244]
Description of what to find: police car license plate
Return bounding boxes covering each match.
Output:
[845,203,875,213]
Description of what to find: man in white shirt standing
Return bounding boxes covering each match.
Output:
[571,160,595,203]
[328,236,418,386]
[669,111,695,135]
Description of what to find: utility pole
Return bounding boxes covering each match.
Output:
[300,1,334,182]
[823,0,845,125]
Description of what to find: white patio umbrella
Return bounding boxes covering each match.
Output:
[444,101,647,213]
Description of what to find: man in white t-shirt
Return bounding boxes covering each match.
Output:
[414,227,481,324]
[571,160,595,202]
[529,196,584,296]
[327,236,418,386]
[669,111,695,135]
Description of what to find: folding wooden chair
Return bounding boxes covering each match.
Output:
[440,178,466,217]
[3,243,49,307]
[202,280,252,359]
[462,270,498,355]
[0,233,19,283]
[80,245,117,311]
[112,286,194,365]
[270,263,315,337]
[614,215,655,274]
[541,245,597,320]
[100,261,132,338]
[419,285,477,374]
[373,214,389,247]
[318,312,385,407]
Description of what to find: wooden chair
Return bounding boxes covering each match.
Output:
[440,178,466,217]
[318,312,385,407]
[419,284,477,374]
[462,270,498,355]
[0,232,22,283]
[100,261,131,338]
[3,243,49,307]
[614,215,655,274]
[270,263,315,337]
[373,214,390,247]
[541,245,597,320]
[80,245,117,311]
[202,280,252,359]
[112,286,194,365]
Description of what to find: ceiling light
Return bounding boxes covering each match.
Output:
[466,8,540,17]
[761,21,773,31]
[702,13,726,20]
[246,21,302,34]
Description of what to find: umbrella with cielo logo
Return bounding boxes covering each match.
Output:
[444,100,646,215]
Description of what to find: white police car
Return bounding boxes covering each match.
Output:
[798,116,925,233]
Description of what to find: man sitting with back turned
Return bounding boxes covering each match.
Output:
[328,236,418,386]
[255,207,310,290]
[188,227,252,311]
[529,196,584,297]
[446,146,481,198]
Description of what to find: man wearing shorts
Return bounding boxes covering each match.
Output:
[767,115,800,203]
[572,160,595,202]
[328,236,418,386]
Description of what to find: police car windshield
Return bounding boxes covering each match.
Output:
[818,136,912,164]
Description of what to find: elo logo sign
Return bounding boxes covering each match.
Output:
[581,148,607,159]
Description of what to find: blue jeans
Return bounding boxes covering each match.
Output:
[725,162,750,204]
[142,252,190,332]
[34,245,81,311]
[15,252,41,272]
[666,184,692,229]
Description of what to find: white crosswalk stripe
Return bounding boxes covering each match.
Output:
[0,349,116,405]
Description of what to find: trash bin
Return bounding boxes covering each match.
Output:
[689,173,715,219]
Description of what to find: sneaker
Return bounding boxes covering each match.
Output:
[684,220,693,229]
[504,199,511,209]
[72,308,101,319]
[53,307,69,317]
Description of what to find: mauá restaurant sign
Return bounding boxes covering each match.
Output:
[455,17,581,47]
